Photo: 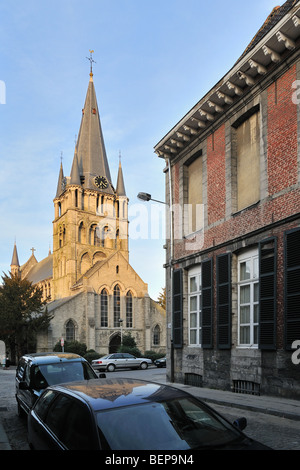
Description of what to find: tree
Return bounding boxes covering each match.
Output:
[157,288,166,309]
[0,272,53,360]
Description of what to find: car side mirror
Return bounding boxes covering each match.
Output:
[233,417,247,431]
[98,373,106,379]
[19,381,29,390]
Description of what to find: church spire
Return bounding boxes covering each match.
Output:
[55,160,65,198]
[116,153,126,197]
[11,241,20,277]
[72,55,113,194]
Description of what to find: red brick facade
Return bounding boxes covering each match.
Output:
[156,1,300,398]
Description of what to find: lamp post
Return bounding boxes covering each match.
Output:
[119,318,123,344]
[137,190,174,382]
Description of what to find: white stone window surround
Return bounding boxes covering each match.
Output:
[237,248,259,348]
[188,265,202,347]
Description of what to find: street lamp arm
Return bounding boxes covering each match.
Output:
[137,192,166,205]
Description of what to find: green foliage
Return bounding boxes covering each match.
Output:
[118,332,141,357]
[0,272,53,360]
[53,340,87,357]
[144,350,165,361]
[84,350,100,363]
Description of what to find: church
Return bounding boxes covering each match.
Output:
[10,62,166,356]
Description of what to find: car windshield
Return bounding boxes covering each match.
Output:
[96,397,242,450]
[32,362,95,389]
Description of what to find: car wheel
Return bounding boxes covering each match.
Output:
[107,364,115,372]
[140,362,148,370]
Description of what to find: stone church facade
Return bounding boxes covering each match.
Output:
[11,68,166,356]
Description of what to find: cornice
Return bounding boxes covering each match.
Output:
[154,2,300,160]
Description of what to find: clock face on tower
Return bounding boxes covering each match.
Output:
[94,175,108,189]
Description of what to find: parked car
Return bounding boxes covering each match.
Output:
[27,378,272,450]
[15,352,98,417]
[91,353,152,372]
[154,357,166,368]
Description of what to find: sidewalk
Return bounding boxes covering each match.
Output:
[163,379,300,421]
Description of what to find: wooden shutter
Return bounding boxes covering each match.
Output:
[217,253,231,349]
[201,258,213,349]
[172,269,183,349]
[285,228,300,350]
[259,238,277,350]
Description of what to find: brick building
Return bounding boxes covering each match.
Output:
[155,0,300,398]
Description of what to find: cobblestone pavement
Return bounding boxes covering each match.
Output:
[0,367,299,450]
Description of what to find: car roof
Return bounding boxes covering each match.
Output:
[20,352,85,365]
[47,378,189,411]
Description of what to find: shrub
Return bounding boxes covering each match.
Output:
[53,340,87,357]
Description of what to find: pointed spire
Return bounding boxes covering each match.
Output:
[11,241,20,267]
[55,161,65,198]
[73,64,113,194]
[70,149,81,185]
[116,153,126,197]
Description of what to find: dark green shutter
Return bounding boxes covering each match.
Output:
[201,258,213,349]
[259,238,277,350]
[284,228,300,350]
[173,269,183,349]
[217,253,231,349]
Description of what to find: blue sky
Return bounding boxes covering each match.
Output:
[0,0,280,299]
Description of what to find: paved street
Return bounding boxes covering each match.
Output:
[0,366,299,450]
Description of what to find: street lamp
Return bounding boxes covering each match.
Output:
[137,189,174,382]
[119,318,123,344]
[137,192,167,205]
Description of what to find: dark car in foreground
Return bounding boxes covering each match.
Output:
[27,378,271,450]
[16,352,98,417]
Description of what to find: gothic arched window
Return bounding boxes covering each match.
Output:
[126,291,133,328]
[66,320,75,342]
[114,285,121,327]
[153,325,160,346]
[100,289,108,327]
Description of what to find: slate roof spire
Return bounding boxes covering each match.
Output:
[55,161,64,198]
[116,153,126,197]
[72,68,113,194]
[11,241,20,267]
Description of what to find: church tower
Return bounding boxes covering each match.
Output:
[52,66,129,299]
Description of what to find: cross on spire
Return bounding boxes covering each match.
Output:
[31,247,36,256]
[86,50,96,76]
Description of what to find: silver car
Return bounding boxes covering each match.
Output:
[92,353,152,372]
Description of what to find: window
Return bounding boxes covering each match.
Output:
[238,249,259,347]
[114,285,121,327]
[235,111,260,211]
[153,325,160,346]
[66,320,75,342]
[188,267,202,346]
[100,289,108,327]
[126,291,133,328]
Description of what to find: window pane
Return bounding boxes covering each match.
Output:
[190,276,197,293]
[240,261,251,281]
[254,283,259,302]
[240,326,250,344]
[254,304,259,323]
[190,330,197,344]
[190,312,197,328]
[240,306,250,323]
[190,296,197,312]
[253,257,259,279]
[240,285,250,304]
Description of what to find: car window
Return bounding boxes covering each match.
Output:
[16,361,25,380]
[34,390,57,421]
[32,361,96,389]
[45,394,94,450]
[24,364,31,385]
